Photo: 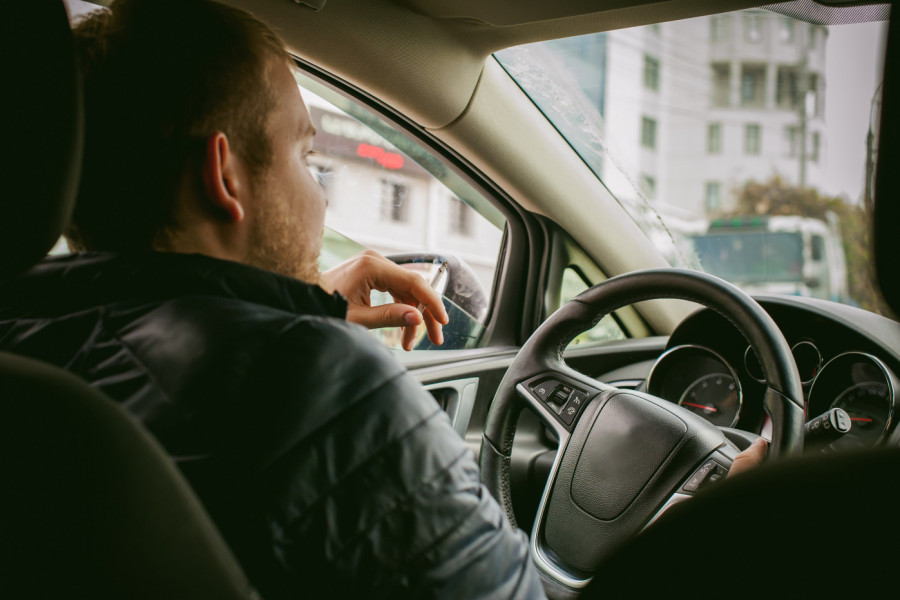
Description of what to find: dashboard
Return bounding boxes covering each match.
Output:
[597,295,900,452]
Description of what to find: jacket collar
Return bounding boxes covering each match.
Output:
[0,251,347,319]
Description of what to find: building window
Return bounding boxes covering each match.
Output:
[380,179,409,222]
[776,67,800,110]
[744,13,763,42]
[780,17,795,43]
[784,125,799,157]
[639,174,656,199]
[740,65,766,107]
[807,23,817,48]
[808,74,822,116]
[649,23,661,35]
[710,15,729,42]
[705,181,722,213]
[448,196,472,236]
[644,55,660,91]
[707,123,722,154]
[711,63,731,107]
[745,124,761,155]
[811,131,821,162]
[641,116,657,149]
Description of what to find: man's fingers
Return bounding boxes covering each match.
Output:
[727,437,768,478]
[347,302,420,331]
[363,254,449,326]
[407,275,449,326]
[422,310,444,347]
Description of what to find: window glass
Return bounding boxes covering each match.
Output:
[744,13,763,43]
[495,8,888,313]
[639,174,656,199]
[643,55,660,91]
[745,123,761,155]
[781,18,795,43]
[561,267,627,346]
[705,182,721,212]
[711,63,731,107]
[707,123,722,154]
[710,16,730,43]
[295,70,506,351]
[740,65,766,107]
[641,116,657,149]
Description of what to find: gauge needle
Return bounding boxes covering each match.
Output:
[682,402,717,413]
[850,417,873,422]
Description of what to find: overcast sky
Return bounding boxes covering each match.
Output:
[822,21,888,202]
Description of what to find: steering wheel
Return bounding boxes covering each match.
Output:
[479,268,804,593]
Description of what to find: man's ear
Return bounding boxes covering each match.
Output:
[201,132,246,223]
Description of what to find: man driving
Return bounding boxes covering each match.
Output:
[0,0,764,597]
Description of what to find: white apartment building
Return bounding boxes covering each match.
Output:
[602,10,827,220]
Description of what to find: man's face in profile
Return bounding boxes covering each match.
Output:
[244,58,326,284]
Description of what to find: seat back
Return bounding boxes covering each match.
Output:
[0,3,255,597]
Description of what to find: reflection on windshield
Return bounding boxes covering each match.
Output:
[495,7,890,314]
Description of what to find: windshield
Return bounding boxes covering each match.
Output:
[495,6,889,313]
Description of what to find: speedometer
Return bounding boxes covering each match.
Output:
[678,374,740,427]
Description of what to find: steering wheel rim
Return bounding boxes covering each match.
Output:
[480,268,804,591]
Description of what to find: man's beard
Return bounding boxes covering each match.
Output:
[244,180,322,285]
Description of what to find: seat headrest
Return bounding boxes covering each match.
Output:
[1,1,82,278]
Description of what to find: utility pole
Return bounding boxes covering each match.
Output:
[798,22,808,191]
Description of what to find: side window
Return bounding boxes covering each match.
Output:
[547,232,646,347]
[295,70,506,351]
[560,266,627,346]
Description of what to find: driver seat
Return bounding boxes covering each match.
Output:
[0,3,255,597]
[583,7,900,599]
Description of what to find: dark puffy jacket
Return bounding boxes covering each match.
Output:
[0,252,544,600]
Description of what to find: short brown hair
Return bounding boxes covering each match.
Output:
[69,0,290,252]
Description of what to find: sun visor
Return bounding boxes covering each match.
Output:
[391,0,636,26]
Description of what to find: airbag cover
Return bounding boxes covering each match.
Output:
[570,392,687,520]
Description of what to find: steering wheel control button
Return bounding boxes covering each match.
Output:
[559,400,578,425]
[531,380,557,402]
[682,459,724,493]
[550,384,574,406]
[570,390,587,407]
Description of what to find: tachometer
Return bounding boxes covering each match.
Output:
[678,373,740,427]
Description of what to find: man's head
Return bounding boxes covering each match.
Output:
[70,0,325,282]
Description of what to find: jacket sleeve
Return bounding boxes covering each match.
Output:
[237,316,546,600]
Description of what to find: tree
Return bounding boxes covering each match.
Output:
[719,176,892,316]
